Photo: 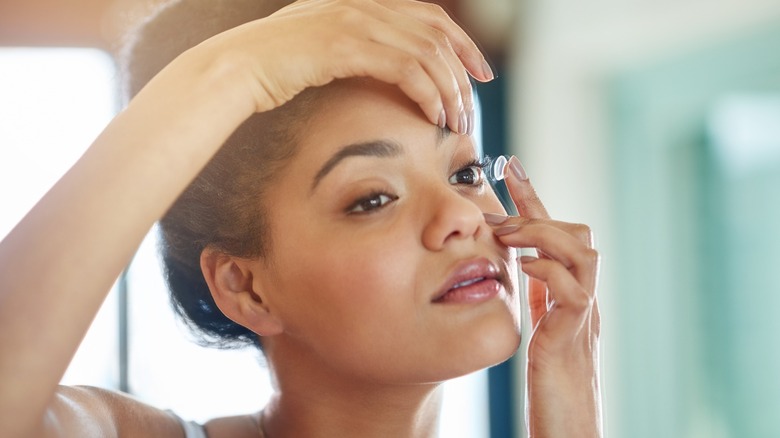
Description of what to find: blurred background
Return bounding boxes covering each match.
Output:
[2,0,780,437]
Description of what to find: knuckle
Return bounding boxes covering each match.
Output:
[424,2,447,18]
[417,37,440,58]
[331,32,355,54]
[397,54,421,78]
[572,222,591,235]
[422,1,442,13]
[431,28,450,50]
[334,4,362,24]
[570,289,593,312]
[572,223,594,246]
[579,247,599,265]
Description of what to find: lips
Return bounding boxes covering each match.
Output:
[432,258,503,304]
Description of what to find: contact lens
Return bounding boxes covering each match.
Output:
[484,155,508,184]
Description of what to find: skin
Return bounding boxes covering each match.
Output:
[0,0,601,437]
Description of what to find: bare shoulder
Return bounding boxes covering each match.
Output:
[204,412,263,438]
[47,385,183,437]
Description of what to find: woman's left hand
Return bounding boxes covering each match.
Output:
[486,156,602,438]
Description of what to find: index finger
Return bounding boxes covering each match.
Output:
[502,155,551,325]
[504,155,550,219]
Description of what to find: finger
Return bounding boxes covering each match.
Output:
[484,214,594,249]
[361,13,470,134]
[504,155,550,220]
[376,0,495,82]
[521,256,593,330]
[432,30,476,135]
[493,222,599,295]
[332,38,443,125]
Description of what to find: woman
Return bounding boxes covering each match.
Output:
[0,0,601,436]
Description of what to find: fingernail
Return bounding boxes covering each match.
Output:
[508,155,528,181]
[483,212,509,225]
[494,224,520,236]
[438,109,446,129]
[482,59,495,81]
[458,110,468,135]
[467,109,475,136]
[519,255,538,264]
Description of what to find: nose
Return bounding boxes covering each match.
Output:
[421,186,486,251]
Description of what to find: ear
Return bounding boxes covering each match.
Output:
[200,248,284,337]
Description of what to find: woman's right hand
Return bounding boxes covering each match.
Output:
[170,0,492,134]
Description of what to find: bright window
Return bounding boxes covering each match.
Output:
[0,48,119,388]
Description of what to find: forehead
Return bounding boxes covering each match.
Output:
[299,78,432,154]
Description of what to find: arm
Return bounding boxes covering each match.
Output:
[0,1,493,436]
[0,50,253,437]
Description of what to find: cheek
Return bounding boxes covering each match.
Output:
[269,225,422,356]
[470,185,507,215]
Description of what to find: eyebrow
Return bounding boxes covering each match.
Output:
[309,125,453,193]
[310,140,401,192]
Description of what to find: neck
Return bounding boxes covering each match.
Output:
[264,383,442,438]
[262,343,443,438]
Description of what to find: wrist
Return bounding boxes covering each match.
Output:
[526,362,603,438]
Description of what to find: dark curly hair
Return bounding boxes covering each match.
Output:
[121,0,320,350]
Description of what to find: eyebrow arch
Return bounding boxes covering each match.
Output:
[310,140,402,193]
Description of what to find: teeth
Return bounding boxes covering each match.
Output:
[453,277,485,289]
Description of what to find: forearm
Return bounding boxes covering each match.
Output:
[0,53,253,436]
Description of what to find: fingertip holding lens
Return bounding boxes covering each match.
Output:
[508,155,528,181]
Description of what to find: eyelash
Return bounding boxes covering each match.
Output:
[346,157,490,215]
[347,190,399,214]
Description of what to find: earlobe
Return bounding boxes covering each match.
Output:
[200,248,284,337]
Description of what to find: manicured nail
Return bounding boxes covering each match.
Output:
[438,109,446,129]
[519,255,538,264]
[508,155,528,181]
[493,224,520,236]
[482,59,495,81]
[458,110,468,135]
[483,213,509,225]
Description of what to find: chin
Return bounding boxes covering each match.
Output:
[427,313,522,383]
[467,319,522,371]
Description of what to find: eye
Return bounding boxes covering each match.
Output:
[347,192,398,214]
[448,164,485,186]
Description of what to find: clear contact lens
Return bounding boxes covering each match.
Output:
[485,155,508,184]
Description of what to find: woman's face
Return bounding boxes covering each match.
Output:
[254,79,521,384]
